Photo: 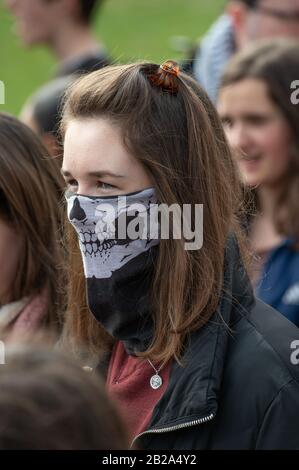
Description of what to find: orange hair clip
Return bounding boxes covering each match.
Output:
[148,60,180,95]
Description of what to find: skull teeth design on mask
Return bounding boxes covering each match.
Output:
[79,229,116,256]
[67,188,159,279]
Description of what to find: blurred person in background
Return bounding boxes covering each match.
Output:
[189,0,299,102]
[218,39,299,327]
[0,342,129,449]
[0,113,65,342]
[5,1,110,157]
[5,0,109,77]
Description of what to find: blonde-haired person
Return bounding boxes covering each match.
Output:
[218,38,299,327]
[60,61,299,449]
[0,113,65,341]
[0,342,129,449]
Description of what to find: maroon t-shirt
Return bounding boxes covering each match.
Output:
[106,341,171,441]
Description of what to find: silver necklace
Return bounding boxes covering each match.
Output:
[148,359,163,390]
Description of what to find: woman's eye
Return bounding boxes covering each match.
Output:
[247,115,271,126]
[221,117,233,128]
[97,181,116,190]
[67,179,78,188]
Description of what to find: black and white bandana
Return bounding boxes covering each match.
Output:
[66,188,159,354]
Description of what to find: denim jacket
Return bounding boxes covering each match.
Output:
[256,238,299,327]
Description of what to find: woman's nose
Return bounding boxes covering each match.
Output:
[227,123,252,155]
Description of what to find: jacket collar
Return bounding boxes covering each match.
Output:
[149,235,255,429]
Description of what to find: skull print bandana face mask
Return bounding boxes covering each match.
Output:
[66,187,159,355]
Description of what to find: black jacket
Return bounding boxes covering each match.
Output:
[100,240,299,450]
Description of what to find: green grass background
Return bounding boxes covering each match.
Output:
[0,0,225,115]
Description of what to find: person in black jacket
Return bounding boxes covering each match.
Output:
[5,0,110,156]
[5,0,108,77]
[60,60,299,450]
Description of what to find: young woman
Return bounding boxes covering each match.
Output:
[61,61,299,449]
[0,113,65,341]
[218,39,299,327]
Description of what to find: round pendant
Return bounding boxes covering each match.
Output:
[150,374,163,390]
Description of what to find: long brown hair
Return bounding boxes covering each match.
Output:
[0,113,65,331]
[0,341,128,449]
[61,62,245,365]
[220,39,299,242]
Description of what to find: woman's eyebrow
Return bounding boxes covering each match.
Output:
[60,169,124,178]
[219,113,232,122]
[61,169,72,177]
[87,171,125,178]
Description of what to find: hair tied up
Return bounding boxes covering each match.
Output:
[148,60,180,95]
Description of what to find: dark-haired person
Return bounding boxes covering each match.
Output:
[0,342,129,449]
[60,61,299,450]
[5,0,110,156]
[5,0,109,76]
[189,0,299,102]
[218,39,299,327]
[0,113,65,342]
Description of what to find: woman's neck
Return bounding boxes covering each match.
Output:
[49,21,101,63]
[250,184,285,252]
[256,183,283,220]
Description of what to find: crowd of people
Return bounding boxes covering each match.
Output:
[0,0,299,451]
